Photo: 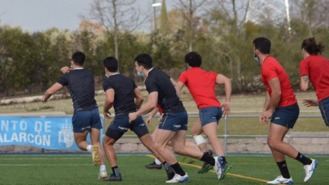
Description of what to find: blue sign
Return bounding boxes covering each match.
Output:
[0,115,103,151]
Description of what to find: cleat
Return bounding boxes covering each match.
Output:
[198,162,213,174]
[303,159,318,182]
[163,163,175,180]
[108,173,122,181]
[92,144,101,166]
[98,171,109,181]
[267,176,293,184]
[214,156,230,180]
[198,150,214,174]
[145,161,162,170]
[166,173,189,183]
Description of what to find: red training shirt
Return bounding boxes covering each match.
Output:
[261,56,297,107]
[299,55,329,102]
[178,67,221,109]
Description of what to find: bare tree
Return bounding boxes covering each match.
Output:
[291,0,329,35]
[205,0,251,90]
[177,0,208,52]
[213,0,250,31]
[90,0,145,60]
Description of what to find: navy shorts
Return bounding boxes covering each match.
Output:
[106,114,149,140]
[72,107,102,133]
[319,97,329,127]
[158,112,188,131]
[271,104,299,129]
[199,107,223,126]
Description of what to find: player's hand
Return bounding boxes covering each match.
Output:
[159,113,164,120]
[128,112,138,123]
[222,101,231,116]
[259,110,273,124]
[103,111,111,119]
[41,96,47,103]
[60,66,71,74]
[303,99,318,107]
[146,115,153,125]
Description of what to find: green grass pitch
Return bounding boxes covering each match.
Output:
[0,154,327,185]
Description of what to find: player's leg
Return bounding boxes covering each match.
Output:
[73,131,88,151]
[72,111,90,151]
[266,124,294,184]
[191,119,208,153]
[90,128,108,179]
[72,121,97,166]
[145,127,163,170]
[154,112,189,183]
[154,128,189,183]
[133,118,165,163]
[171,130,216,174]
[199,107,228,179]
[103,136,122,181]
[89,108,106,165]
[202,122,229,179]
[191,119,214,174]
[102,115,127,181]
[267,104,317,184]
[133,118,175,180]
[319,98,329,127]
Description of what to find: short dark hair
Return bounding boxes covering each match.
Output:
[134,53,153,69]
[301,37,324,55]
[253,37,271,54]
[71,51,85,66]
[185,52,202,67]
[103,56,118,72]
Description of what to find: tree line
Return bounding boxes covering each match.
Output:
[0,0,329,96]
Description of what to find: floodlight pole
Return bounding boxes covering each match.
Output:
[284,0,292,33]
[152,1,162,32]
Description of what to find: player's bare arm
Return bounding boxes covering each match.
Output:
[134,87,144,109]
[145,107,159,125]
[261,78,281,123]
[216,74,232,115]
[60,66,71,74]
[103,88,114,119]
[42,83,63,102]
[300,75,309,91]
[129,92,158,122]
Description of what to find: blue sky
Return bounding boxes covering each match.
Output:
[0,0,174,32]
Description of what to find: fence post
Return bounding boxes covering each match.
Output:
[224,115,228,155]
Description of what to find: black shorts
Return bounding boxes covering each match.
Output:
[72,107,102,133]
[158,112,188,131]
[199,107,223,126]
[106,114,149,140]
[271,104,299,129]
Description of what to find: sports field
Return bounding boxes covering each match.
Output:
[0,154,327,185]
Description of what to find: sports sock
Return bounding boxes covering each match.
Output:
[100,164,106,172]
[155,158,162,165]
[111,166,120,176]
[276,160,291,178]
[170,163,186,176]
[295,152,312,165]
[200,152,215,166]
[86,145,92,152]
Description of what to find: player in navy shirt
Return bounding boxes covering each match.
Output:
[129,54,217,183]
[42,51,108,180]
[102,56,166,181]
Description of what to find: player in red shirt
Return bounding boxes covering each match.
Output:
[253,37,317,184]
[299,37,329,127]
[177,51,232,180]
